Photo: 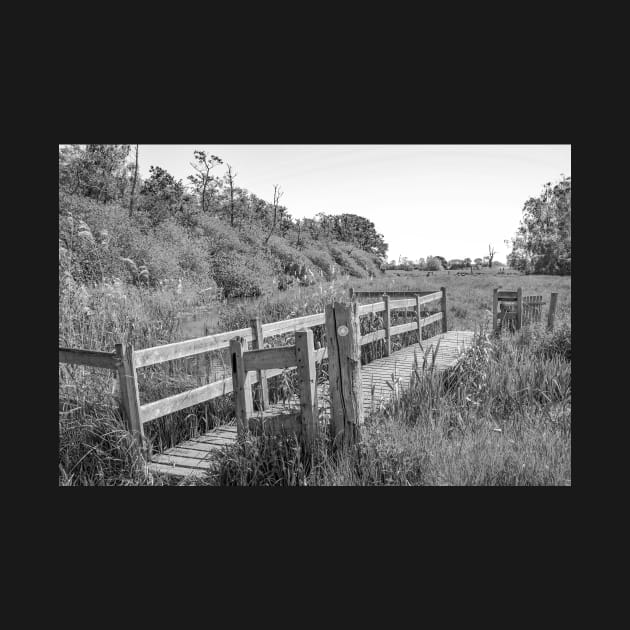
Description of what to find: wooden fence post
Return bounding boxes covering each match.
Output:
[516,287,523,330]
[115,343,148,460]
[349,287,354,300]
[383,294,391,357]
[324,301,363,448]
[548,292,558,331]
[250,317,269,411]
[415,294,422,339]
[295,328,318,447]
[492,288,498,334]
[441,287,448,333]
[230,336,253,437]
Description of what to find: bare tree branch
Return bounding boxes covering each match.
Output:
[263,185,283,245]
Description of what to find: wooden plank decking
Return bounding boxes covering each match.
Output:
[147,330,475,479]
[361,330,475,410]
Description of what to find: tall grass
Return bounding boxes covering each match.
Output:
[195,321,571,486]
[59,270,571,485]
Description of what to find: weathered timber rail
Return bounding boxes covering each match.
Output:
[59,287,479,478]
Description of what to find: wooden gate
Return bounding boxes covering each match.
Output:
[493,289,559,333]
[522,295,544,325]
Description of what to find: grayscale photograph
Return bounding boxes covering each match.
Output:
[59,144,571,486]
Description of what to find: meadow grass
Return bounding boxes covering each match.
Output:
[59,269,571,485]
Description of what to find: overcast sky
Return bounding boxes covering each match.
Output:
[136,144,571,264]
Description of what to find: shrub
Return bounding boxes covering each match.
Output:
[329,244,367,278]
[347,248,380,276]
[194,214,247,254]
[210,250,276,297]
[267,236,311,278]
[303,246,336,280]
[426,256,443,271]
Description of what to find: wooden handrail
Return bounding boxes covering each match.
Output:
[243,346,296,372]
[133,327,254,368]
[358,301,386,315]
[262,312,325,336]
[59,348,118,370]
[130,289,445,371]
[140,375,242,424]
[351,290,435,298]
[62,287,450,433]
[360,329,387,345]
[359,312,442,346]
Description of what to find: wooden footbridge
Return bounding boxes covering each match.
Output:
[59,286,558,480]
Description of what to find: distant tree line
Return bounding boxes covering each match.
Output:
[384,250,504,272]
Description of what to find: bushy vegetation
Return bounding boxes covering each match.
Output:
[508,176,571,275]
[59,145,389,301]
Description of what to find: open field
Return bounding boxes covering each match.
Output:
[59,269,570,486]
[350,269,571,333]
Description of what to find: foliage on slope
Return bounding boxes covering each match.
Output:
[59,145,389,298]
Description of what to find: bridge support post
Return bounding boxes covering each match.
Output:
[115,343,148,460]
[516,287,523,331]
[250,317,269,411]
[230,336,253,438]
[295,329,318,447]
[547,292,558,331]
[441,287,448,333]
[383,294,391,357]
[324,301,363,448]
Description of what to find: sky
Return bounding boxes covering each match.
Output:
[136,144,571,264]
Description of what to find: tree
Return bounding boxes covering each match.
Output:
[128,144,139,217]
[474,258,483,267]
[59,144,131,203]
[435,255,448,269]
[295,218,303,248]
[263,185,283,245]
[488,244,496,268]
[315,213,388,260]
[509,176,571,274]
[188,151,223,213]
[86,144,131,203]
[426,256,443,271]
[140,166,185,225]
[224,164,238,227]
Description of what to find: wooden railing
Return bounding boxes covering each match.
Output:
[349,288,437,299]
[355,290,446,356]
[492,288,558,333]
[230,329,319,443]
[59,288,449,454]
[58,345,146,457]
